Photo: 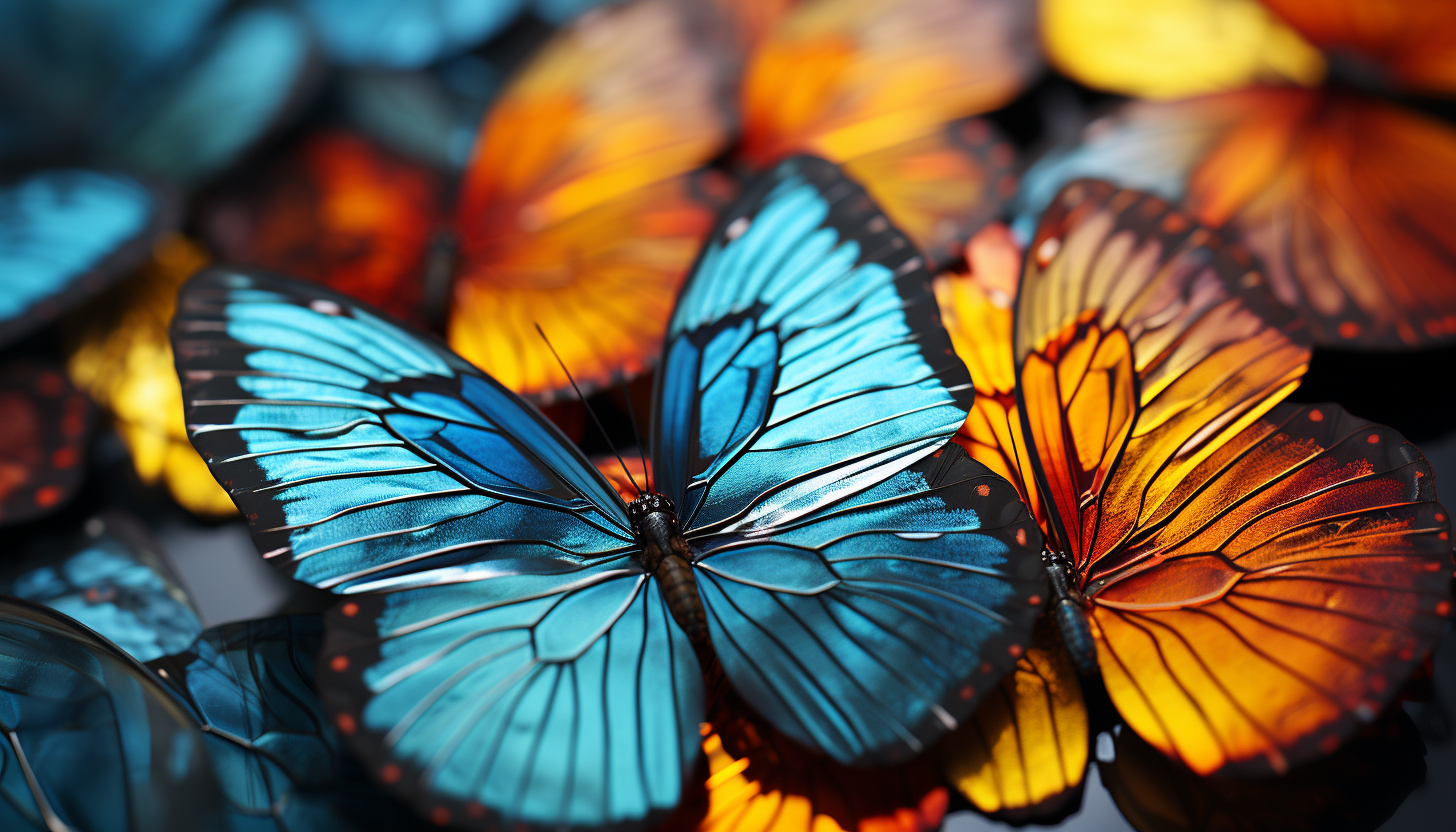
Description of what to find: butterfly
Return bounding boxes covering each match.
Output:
[733,0,1037,266]
[148,615,430,831]
[172,156,1048,829]
[0,597,229,832]
[65,234,235,517]
[1019,0,1456,348]
[936,180,1453,816]
[0,359,94,525]
[1,512,202,661]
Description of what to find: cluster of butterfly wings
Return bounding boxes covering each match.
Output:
[1,1,1455,832]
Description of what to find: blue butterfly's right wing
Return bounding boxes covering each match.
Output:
[298,0,523,68]
[0,169,172,348]
[174,269,703,830]
[0,598,227,832]
[651,155,975,536]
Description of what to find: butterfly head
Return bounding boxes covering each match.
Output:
[626,493,677,540]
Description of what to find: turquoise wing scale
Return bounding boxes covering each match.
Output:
[653,156,1047,765]
[172,269,702,830]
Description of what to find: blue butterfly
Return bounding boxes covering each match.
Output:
[173,156,1047,829]
[2,514,203,662]
[148,615,431,832]
[0,598,228,832]
[0,169,171,348]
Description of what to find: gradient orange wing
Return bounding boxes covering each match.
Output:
[449,0,733,398]
[1260,0,1456,94]
[1017,181,1454,776]
[65,236,235,517]
[939,616,1088,822]
[203,130,443,325]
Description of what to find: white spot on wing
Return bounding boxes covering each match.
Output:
[310,299,343,316]
[725,216,750,241]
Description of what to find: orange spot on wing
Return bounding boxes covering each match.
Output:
[431,807,450,826]
[330,655,349,672]
[336,714,356,734]
[380,764,401,784]
[976,483,991,497]
[341,602,359,617]
[33,486,62,508]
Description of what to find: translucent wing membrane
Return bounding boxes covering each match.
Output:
[0,598,226,832]
[320,561,703,830]
[690,444,1046,765]
[172,267,633,593]
[652,156,976,536]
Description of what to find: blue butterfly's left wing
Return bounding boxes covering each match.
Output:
[103,4,318,187]
[174,269,704,830]
[3,514,202,662]
[148,616,424,831]
[0,598,227,832]
[0,169,173,348]
[651,155,975,535]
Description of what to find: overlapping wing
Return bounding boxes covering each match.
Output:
[174,269,705,830]
[0,169,172,348]
[0,598,226,832]
[148,616,423,831]
[448,0,733,398]
[652,156,975,535]
[1261,0,1456,95]
[296,0,523,68]
[0,361,93,525]
[1014,179,1311,571]
[688,444,1046,765]
[939,616,1088,822]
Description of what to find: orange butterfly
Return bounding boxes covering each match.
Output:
[1024,0,1456,348]
[938,181,1452,816]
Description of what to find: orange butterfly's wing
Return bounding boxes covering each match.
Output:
[203,130,443,325]
[64,236,235,517]
[1019,181,1454,776]
[1260,0,1456,95]
[936,223,1043,526]
[1100,706,1427,832]
[449,0,733,398]
[0,361,93,525]
[939,616,1088,822]
[664,692,949,832]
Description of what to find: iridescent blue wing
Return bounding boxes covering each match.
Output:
[297,0,523,68]
[651,155,976,536]
[2,514,202,662]
[102,3,318,187]
[651,156,1045,765]
[0,598,227,832]
[173,269,703,830]
[147,616,423,832]
[0,169,172,348]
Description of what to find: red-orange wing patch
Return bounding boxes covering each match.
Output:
[0,361,93,525]
[449,0,733,399]
[1260,0,1456,94]
[203,130,444,326]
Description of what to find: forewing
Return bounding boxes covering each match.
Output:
[689,444,1046,765]
[652,156,974,536]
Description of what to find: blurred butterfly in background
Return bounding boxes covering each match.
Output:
[0,512,202,661]
[0,359,93,525]
[65,235,236,516]
[0,598,229,832]
[172,156,1048,830]
[1019,0,1456,348]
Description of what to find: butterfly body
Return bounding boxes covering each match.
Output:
[1042,550,1098,678]
[627,492,708,639]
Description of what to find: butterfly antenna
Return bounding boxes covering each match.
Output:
[534,323,644,497]
[617,374,649,492]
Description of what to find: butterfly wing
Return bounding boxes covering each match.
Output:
[0,598,226,832]
[1259,0,1456,95]
[2,515,202,662]
[0,169,173,349]
[173,268,704,830]
[296,0,523,68]
[202,130,445,325]
[448,0,733,398]
[651,157,1044,764]
[1018,181,1453,775]
[103,3,318,187]
[0,361,93,525]
[1018,89,1456,347]
[148,615,423,831]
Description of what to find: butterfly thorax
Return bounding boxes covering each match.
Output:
[1043,549,1098,677]
[627,493,708,639]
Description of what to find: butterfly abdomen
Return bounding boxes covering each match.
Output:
[656,554,707,639]
[1044,550,1099,676]
[628,493,708,639]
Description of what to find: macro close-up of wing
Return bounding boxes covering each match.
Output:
[0,360,93,525]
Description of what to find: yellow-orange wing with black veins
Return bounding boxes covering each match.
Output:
[1016,180,1454,776]
[939,616,1089,822]
[448,0,734,400]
